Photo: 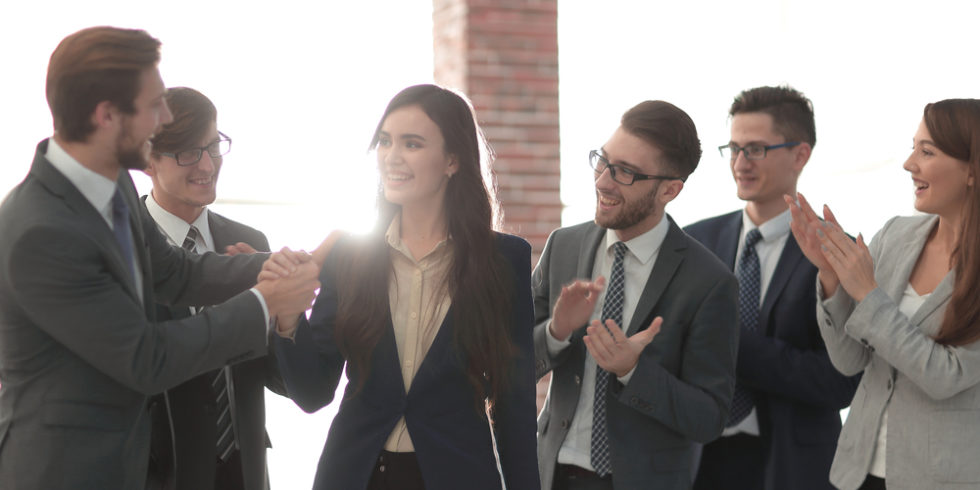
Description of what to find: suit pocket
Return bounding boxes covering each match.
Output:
[42,400,127,432]
[929,410,980,483]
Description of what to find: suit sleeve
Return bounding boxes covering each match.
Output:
[250,230,288,397]
[273,241,347,413]
[532,229,576,380]
[614,274,739,443]
[493,237,542,490]
[6,224,268,395]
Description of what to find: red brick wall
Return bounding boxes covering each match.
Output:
[432,0,561,266]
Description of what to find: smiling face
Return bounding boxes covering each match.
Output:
[376,105,457,212]
[729,112,808,222]
[594,126,680,241]
[146,119,221,222]
[903,118,973,219]
[115,67,172,171]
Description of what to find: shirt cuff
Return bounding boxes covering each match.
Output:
[545,322,572,356]
[617,365,637,384]
[248,287,273,336]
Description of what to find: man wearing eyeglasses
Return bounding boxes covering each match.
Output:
[141,87,285,490]
[684,86,860,490]
[534,100,739,489]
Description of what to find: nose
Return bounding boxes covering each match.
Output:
[196,151,217,173]
[902,152,916,173]
[160,100,174,126]
[732,150,753,171]
[594,165,617,190]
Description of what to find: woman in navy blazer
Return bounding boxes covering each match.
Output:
[273,84,539,490]
[788,99,980,489]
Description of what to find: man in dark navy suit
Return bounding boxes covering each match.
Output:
[685,86,860,490]
[142,87,287,490]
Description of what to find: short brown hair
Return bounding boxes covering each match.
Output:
[729,86,816,147]
[621,100,702,179]
[46,26,161,142]
[150,87,217,153]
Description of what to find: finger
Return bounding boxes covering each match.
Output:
[822,204,841,227]
[257,270,280,282]
[312,230,344,267]
[821,220,857,255]
[264,258,292,277]
[605,319,628,344]
[630,322,660,347]
[586,323,615,359]
[226,242,258,255]
[797,192,821,223]
[857,233,870,254]
[582,335,606,364]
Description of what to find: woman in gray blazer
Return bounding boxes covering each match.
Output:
[786,98,980,490]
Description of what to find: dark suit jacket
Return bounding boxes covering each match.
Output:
[684,211,860,490]
[146,206,287,490]
[0,140,269,489]
[273,233,540,490]
[534,217,740,490]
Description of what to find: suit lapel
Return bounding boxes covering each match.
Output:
[717,212,742,269]
[116,171,151,309]
[208,211,233,251]
[568,225,606,345]
[758,235,805,335]
[627,218,687,336]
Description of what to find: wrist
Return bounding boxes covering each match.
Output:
[548,320,569,342]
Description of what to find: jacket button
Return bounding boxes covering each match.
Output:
[561,419,570,429]
[887,379,893,390]
[574,375,581,385]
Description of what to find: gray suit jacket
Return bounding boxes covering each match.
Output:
[819,214,980,489]
[534,217,739,489]
[0,140,269,489]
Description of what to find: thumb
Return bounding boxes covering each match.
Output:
[312,230,345,267]
[631,316,662,346]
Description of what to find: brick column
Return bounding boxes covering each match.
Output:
[433,0,560,414]
[432,0,560,266]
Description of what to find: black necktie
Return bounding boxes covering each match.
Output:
[591,241,628,477]
[111,188,136,286]
[728,228,763,427]
[181,226,199,253]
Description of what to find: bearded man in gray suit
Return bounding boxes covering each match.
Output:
[534,100,739,489]
[0,26,320,489]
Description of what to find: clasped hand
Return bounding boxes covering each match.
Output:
[785,192,877,301]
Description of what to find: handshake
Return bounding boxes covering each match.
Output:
[250,231,344,322]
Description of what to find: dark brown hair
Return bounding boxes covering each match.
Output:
[46,26,161,142]
[336,84,514,411]
[926,99,980,346]
[150,87,217,153]
[621,100,702,179]
[729,86,816,147]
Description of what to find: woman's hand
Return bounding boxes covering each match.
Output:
[785,192,840,295]
[814,206,877,301]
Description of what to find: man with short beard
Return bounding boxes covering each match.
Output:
[0,26,321,489]
[533,100,739,489]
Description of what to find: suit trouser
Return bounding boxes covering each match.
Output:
[693,433,766,490]
[553,464,613,490]
[367,451,425,490]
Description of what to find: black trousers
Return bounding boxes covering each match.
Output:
[366,451,425,490]
[553,464,613,490]
[858,475,886,490]
[693,433,766,490]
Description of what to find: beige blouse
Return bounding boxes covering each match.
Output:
[383,215,453,452]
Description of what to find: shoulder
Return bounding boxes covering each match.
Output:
[880,214,933,236]
[493,232,531,257]
[207,210,269,250]
[683,210,740,238]
[671,223,735,281]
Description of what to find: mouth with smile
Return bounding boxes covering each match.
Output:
[912,178,928,196]
[597,192,622,210]
[385,170,414,186]
[189,176,215,187]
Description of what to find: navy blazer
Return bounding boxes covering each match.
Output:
[147,207,286,490]
[274,233,540,490]
[685,211,860,490]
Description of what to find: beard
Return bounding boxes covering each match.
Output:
[116,119,150,171]
[594,182,661,230]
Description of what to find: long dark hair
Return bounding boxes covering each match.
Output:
[335,84,515,411]
[926,99,980,346]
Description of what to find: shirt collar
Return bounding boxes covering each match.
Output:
[384,212,451,264]
[740,207,792,243]
[144,193,214,252]
[603,214,670,265]
[45,138,116,224]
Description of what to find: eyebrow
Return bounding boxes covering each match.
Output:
[378,131,427,142]
[599,147,641,172]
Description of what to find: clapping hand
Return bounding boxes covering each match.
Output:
[584,317,661,378]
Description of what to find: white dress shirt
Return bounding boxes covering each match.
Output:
[546,215,670,471]
[721,208,792,437]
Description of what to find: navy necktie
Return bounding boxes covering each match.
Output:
[111,188,136,286]
[591,241,628,477]
[728,228,763,427]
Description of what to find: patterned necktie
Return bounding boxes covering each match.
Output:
[181,225,235,460]
[111,188,136,285]
[728,228,763,427]
[181,226,199,253]
[591,241,628,477]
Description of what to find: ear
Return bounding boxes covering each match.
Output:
[446,155,460,177]
[659,179,685,205]
[143,156,158,177]
[90,100,120,131]
[793,142,813,172]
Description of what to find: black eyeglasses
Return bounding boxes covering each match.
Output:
[718,141,799,161]
[589,150,685,185]
[155,131,232,166]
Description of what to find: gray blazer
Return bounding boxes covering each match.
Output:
[0,140,269,489]
[819,214,980,490]
[534,218,739,489]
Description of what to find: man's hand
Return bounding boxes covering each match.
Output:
[255,260,321,319]
[549,277,606,341]
[584,316,662,378]
[258,247,314,282]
